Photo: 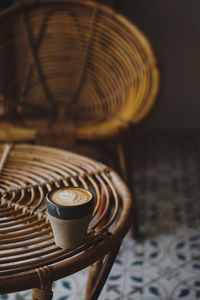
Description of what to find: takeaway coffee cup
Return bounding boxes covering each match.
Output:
[46,187,94,249]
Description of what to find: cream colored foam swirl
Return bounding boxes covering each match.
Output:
[51,188,92,206]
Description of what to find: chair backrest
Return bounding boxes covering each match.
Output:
[0,0,159,140]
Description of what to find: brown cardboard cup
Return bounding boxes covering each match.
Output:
[46,187,94,249]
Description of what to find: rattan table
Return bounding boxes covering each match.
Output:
[0,143,132,300]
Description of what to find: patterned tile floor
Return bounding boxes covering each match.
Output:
[1,132,200,300]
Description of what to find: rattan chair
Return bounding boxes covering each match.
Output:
[0,0,159,233]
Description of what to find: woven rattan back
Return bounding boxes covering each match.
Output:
[0,0,159,139]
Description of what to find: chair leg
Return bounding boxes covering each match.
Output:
[85,245,120,300]
[116,137,129,183]
[116,136,139,238]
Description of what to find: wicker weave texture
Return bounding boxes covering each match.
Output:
[0,0,159,139]
[0,145,131,293]
[0,143,132,293]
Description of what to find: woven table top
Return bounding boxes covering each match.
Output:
[0,143,131,293]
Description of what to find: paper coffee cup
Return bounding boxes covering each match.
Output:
[46,187,94,249]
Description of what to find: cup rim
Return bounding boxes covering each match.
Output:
[46,186,94,209]
[46,186,95,220]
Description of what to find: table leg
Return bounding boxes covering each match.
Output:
[32,285,53,300]
[85,244,120,300]
[85,260,103,298]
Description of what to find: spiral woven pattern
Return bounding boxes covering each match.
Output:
[0,0,159,139]
[0,143,131,293]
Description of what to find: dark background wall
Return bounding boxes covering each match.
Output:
[119,0,200,130]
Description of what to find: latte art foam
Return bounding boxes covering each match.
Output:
[51,188,92,206]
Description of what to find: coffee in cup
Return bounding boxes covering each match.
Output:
[46,187,94,249]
